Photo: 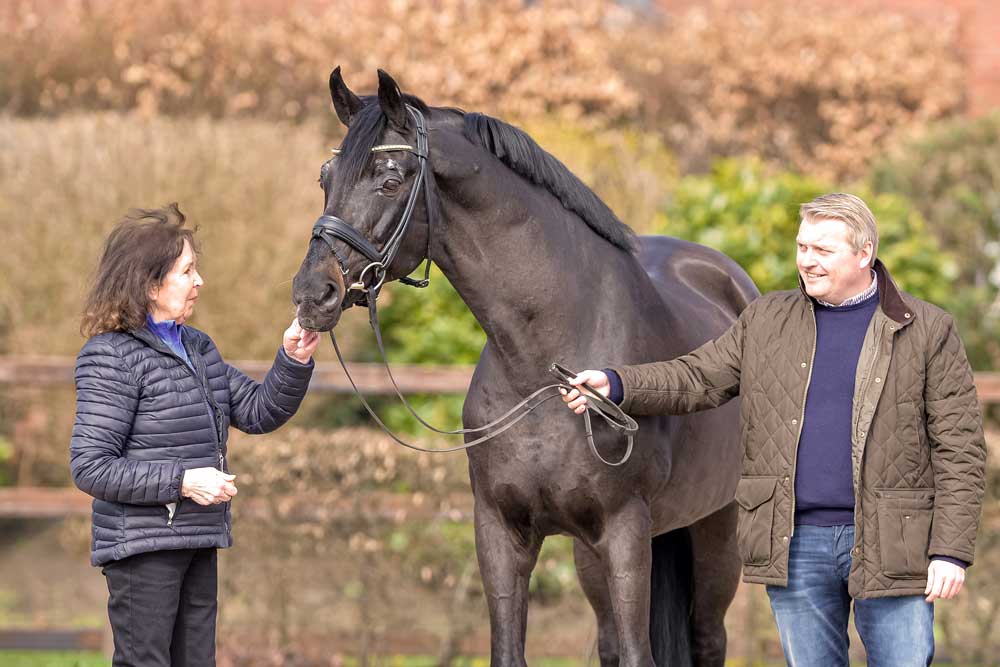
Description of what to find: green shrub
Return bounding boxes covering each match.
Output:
[869,113,1000,369]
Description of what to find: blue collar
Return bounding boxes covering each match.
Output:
[146,313,183,337]
[145,314,189,362]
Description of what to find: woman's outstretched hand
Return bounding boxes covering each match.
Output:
[283,318,320,364]
[559,370,611,414]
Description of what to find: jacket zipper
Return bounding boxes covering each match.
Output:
[141,335,222,452]
[856,323,886,443]
[195,364,225,474]
[134,330,225,527]
[852,321,888,495]
[788,302,818,539]
[169,347,227,533]
[171,338,225,468]
[167,501,178,526]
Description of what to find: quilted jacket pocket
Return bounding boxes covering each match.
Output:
[735,476,778,566]
[876,488,934,579]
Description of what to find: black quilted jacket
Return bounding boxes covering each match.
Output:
[70,325,313,566]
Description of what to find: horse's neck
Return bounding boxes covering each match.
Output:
[430,158,649,382]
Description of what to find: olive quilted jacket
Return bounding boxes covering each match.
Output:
[612,260,986,597]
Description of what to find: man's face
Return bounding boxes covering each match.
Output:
[796,217,873,305]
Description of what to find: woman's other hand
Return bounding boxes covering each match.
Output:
[283,318,320,364]
[181,467,238,505]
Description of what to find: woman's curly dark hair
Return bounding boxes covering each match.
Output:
[81,203,198,337]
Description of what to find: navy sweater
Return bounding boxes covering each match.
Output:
[795,292,878,526]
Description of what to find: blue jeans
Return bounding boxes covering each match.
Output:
[766,525,934,667]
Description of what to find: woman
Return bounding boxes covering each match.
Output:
[70,203,319,666]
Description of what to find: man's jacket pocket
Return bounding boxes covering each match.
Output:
[736,476,779,566]
[875,487,934,579]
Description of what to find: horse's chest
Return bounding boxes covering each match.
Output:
[470,445,624,540]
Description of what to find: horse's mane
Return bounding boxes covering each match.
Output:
[462,112,635,253]
[333,96,635,253]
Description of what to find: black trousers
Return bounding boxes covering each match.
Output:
[102,548,218,667]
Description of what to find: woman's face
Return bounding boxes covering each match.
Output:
[148,240,203,324]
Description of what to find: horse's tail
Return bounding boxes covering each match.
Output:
[649,528,694,667]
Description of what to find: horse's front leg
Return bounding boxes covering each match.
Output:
[474,499,542,667]
[596,502,655,667]
[574,539,620,667]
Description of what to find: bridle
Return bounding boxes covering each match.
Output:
[310,105,433,298]
[306,105,638,466]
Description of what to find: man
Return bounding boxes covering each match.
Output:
[561,193,986,666]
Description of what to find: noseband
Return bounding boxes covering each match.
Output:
[310,105,432,298]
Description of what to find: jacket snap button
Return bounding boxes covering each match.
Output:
[782,536,789,543]
[860,431,866,438]
[801,362,807,368]
[874,377,881,383]
[791,419,798,425]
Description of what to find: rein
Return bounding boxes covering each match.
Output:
[311,107,638,466]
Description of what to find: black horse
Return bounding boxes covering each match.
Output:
[292,69,759,667]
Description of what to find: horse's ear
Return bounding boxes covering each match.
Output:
[330,66,361,127]
[377,69,408,130]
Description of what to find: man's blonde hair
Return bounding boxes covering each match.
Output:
[800,193,879,259]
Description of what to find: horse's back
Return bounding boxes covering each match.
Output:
[637,235,759,351]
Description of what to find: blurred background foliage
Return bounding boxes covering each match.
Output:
[869,112,1000,370]
[2,0,1000,663]
[0,0,988,366]
[0,0,964,180]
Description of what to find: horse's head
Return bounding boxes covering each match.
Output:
[292,68,434,331]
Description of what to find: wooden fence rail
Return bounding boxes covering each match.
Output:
[0,486,474,521]
[0,629,103,651]
[3,356,1000,401]
[0,356,997,520]
[0,356,474,394]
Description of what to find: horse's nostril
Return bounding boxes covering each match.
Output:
[319,282,338,307]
